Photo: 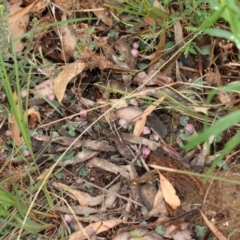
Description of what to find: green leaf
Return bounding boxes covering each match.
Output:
[55,172,63,179]
[195,225,207,237]
[78,166,88,177]
[180,115,189,126]
[217,160,229,170]
[198,45,211,55]
[155,225,165,235]
[179,130,191,140]
[204,28,234,42]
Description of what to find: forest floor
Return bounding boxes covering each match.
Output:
[1,0,240,239]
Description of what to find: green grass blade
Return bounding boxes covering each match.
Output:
[185,110,240,150]
[205,130,240,178]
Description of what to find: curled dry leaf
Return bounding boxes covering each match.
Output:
[52,181,104,206]
[69,219,123,240]
[159,172,181,210]
[25,107,41,129]
[53,61,86,102]
[9,0,30,52]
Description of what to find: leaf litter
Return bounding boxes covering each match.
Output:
[1,0,240,239]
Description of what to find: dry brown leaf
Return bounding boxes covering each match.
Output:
[193,106,209,114]
[133,96,165,136]
[101,182,121,211]
[97,98,128,109]
[140,183,158,211]
[134,70,173,86]
[149,30,166,68]
[116,107,143,123]
[9,0,30,52]
[53,62,86,102]
[58,14,77,61]
[30,0,49,13]
[56,150,98,167]
[83,140,116,152]
[90,3,113,26]
[113,39,136,69]
[148,183,168,216]
[33,134,51,142]
[34,79,54,98]
[159,172,181,209]
[88,157,130,179]
[69,219,123,240]
[200,210,227,240]
[52,181,103,206]
[8,0,36,23]
[10,112,23,146]
[174,20,184,46]
[218,92,232,106]
[51,181,88,206]
[10,103,41,146]
[54,205,98,216]
[37,167,52,181]
[25,107,41,129]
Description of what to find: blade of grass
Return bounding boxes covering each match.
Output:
[185,110,240,150]
[205,130,240,179]
[0,36,33,157]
